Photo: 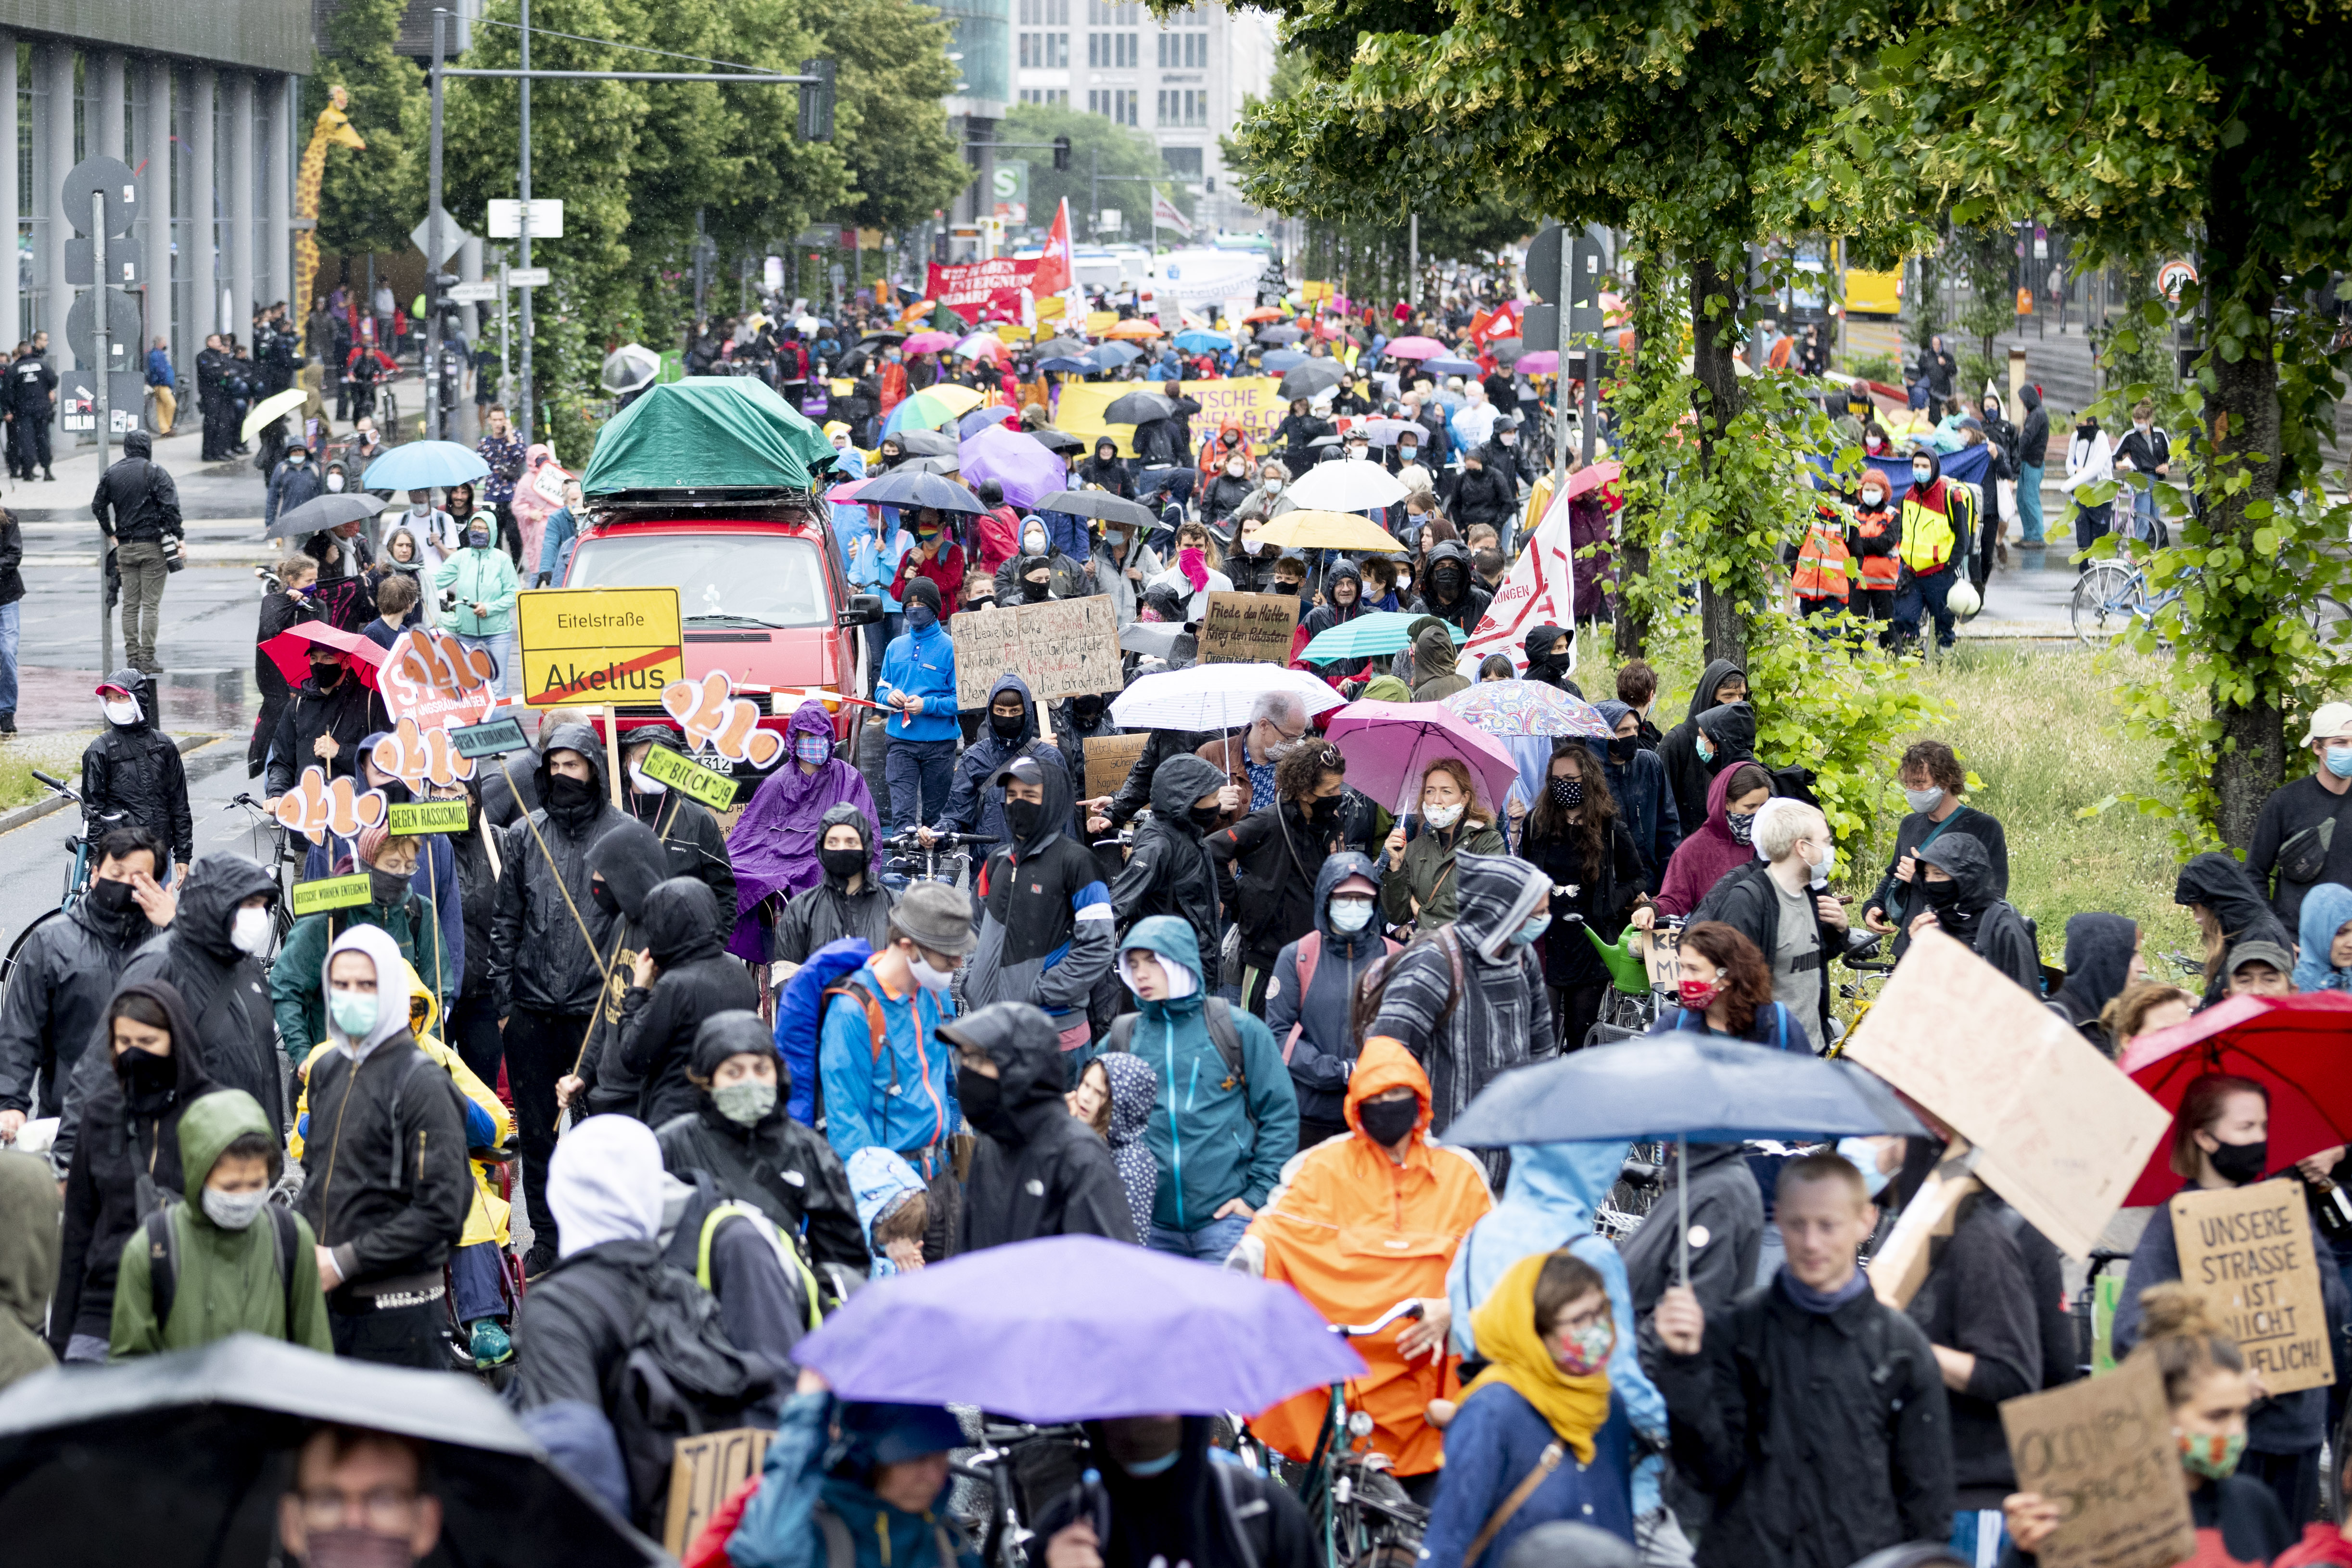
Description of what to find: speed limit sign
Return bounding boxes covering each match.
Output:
[2158,258,2199,300]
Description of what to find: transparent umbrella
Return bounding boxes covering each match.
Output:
[599,343,661,395]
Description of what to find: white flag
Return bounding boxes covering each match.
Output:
[1461,486,1578,673]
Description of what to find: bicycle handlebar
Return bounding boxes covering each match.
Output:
[1333,1299,1425,1338]
[30,770,76,801]
[883,831,999,847]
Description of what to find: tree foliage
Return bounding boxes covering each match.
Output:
[1004,102,1187,242]
[820,0,970,232]
[309,0,428,257]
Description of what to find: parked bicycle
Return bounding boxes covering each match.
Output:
[2073,555,2350,647]
[0,772,123,993]
[951,1419,1094,1568]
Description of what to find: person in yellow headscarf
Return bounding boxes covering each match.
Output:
[1420,1250,1637,1568]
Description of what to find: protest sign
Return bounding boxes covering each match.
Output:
[1999,1355,2195,1568]
[927,257,1041,322]
[515,586,684,707]
[1198,592,1301,665]
[269,765,389,847]
[662,670,785,769]
[952,598,1122,711]
[381,626,500,735]
[639,743,740,811]
[662,1427,773,1557]
[1869,1137,1986,1310]
[2172,1179,2337,1395]
[1054,377,1286,457]
[450,715,528,759]
[370,716,475,793]
[388,800,470,835]
[290,874,371,918]
[1462,485,1577,674]
[1085,734,1149,800]
[1842,927,2172,1258]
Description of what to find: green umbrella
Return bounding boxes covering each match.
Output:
[1299,610,1467,663]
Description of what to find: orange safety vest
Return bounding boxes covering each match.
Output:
[1793,515,1853,601]
[1851,506,1901,589]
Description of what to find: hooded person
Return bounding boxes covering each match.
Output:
[773,803,897,969]
[2292,884,2352,994]
[1366,850,1558,1156]
[2044,914,2143,1053]
[945,1000,1136,1251]
[1593,699,1682,892]
[52,980,219,1362]
[1112,917,1297,1259]
[729,701,883,964]
[1653,762,1777,919]
[2176,851,2294,1005]
[81,669,193,873]
[1297,558,1374,685]
[725,1393,983,1568]
[620,723,737,943]
[847,1145,931,1277]
[0,1149,60,1389]
[1622,1142,1766,1364]
[1091,1051,1159,1248]
[271,822,439,1053]
[108,1086,333,1358]
[1234,1039,1494,1487]
[266,643,391,797]
[293,924,470,1366]
[1026,1414,1318,1568]
[655,1010,866,1275]
[1108,753,1229,990]
[1411,619,1472,702]
[992,514,1092,605]
[964,754,1115,1047]
[1522,624,1578,694]
[1412,540,1493,637]
[605,878,762,1127]
[931,673,1068,851]
[1912,836,2041,994]
[1266,853,1401,1148]
[1657,661,1750,833]
[1450,442,1520,538]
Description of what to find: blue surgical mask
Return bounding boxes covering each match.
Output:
[1120,1450,1182,1479]
[1328,898,1375,934]
[2327,747,2352,780]
[1511,911,1551,946]
[329,990,377,1040]
[1837,1137,1894,1199]
[1695,734,1714,765]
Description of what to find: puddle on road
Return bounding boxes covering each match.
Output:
[14,666,254,738]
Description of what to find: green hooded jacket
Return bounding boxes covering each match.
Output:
[109,1088,330,1359]
[0,1148,60,1390]
[268,893,432,1061]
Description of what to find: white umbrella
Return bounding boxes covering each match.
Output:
[1110,664,1346,734]
[599,343,661,395]
[240,388,307,446]
[1284,459,1409,512]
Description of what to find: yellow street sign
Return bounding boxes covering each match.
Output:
[516,586,685,708]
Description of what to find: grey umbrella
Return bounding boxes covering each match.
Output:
[892,429,959,457]
[1277,361,1348,401]
[0,1333,663,1567]
[1102,390,1175,425]
[856,468,989,513]
[1029,428,1086,454]
[1035,489,1158,529]
[266,492,389,540]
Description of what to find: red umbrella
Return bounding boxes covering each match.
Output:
[2117,993,2352,1206]
[1564,459,1622,501]
[259,620,389,692]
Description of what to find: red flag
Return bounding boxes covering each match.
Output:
[1031,198,1074,298]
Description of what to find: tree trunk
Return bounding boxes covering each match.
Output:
[1689,253,1748,668]
[1613,533,1651,660]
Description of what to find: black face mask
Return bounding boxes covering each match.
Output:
[90,877,140,918]
[1433,566,1462,599]
[591,880,620,915]
[1004,798,1043,843]
[1272,579,1301,596]
[375,778,413,806]
[546,772,601,831]
[1309,794,1342,823]
[991,710,1027,742]
[1548,776,1584,809]
[114,1046,177,1115]
[958,1067,1015,1141]
[1188,803,1224,831]
[369,867,411,905]
[819,846,868,885]
[1073,697,1104,726]
[309,659,343,688]
[2209,1137,2268,1186]
[1609,736,1638,764]
[1358,1096,1420,1147]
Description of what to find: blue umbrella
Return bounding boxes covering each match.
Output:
[958,405,1017,438]
[1174,329,1232,353]
[359,440,492,492]
[1260,349,1309,372]
[1037,356,1095,374]
[1422,355,1481,376]
[854,468,990,513]
[1086,341,1144,369]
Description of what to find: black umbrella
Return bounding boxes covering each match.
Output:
[893,429,959,457]
[856,468,989,513]
[906,455,964,474]
[1102,390,1174,425]
[857,329,908,344]
[1277,361,1348,401]
[1254,325,1303,345]
[1029,428,1086,453]
[1033,337,1088,357]
[1036,489,1158,529]
[0,1334,663,1567]
[266,492,389,540]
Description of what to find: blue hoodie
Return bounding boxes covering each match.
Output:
[1120,915,1297,1232]
[1593,698,1681,891]
[1266,851,1393,1129]
[874,613,958,743]
[2295,883,2352,993]
[846,1145,928,1277]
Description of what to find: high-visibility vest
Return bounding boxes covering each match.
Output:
[1793,517,1853,601]
[1852,507,1902,588]
[1900,480,1970,573]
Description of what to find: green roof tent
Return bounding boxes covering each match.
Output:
[580,377,839,496]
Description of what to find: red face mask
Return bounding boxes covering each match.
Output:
[1678,976,1721,1010]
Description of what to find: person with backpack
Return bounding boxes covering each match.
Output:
[964,755,1115,1050]
[1107,754,1229,993]
[725,1378,983,1568]
[269,825,441,1054]
[1907,836,2042,996]
[1209,740,1352,1018]
[926,675,1067,854]
[1684,800,1846,1052]
[1265,851,1402,1152]
[1860,739,2010,955]
[658,1010,867,1277]
[771,805,896,974]
[944,1001,1136,1252]
[107,1086,331,1358]
[1650,922,1805,1048]
[1592,701,1680,893]
[1106,917,1296,1262]
[606,878,761,1128]
[293,925,470,1367]
[83,669,194,882]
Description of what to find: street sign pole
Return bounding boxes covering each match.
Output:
[1553,226,1571,492]
[428,6,446,440]
[94,190,111,673]
[519,0,534,446]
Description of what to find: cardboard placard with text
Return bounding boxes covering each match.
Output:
[1084,734,1149,801]
[1999,1354,2196,1568]
[661,1427,773,1557]
[952,597,1122,712]
[1841,927,2173,1257]
[1197,592,1302,665]
[2171,1180,2337,1395]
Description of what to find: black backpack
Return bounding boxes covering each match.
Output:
[605,1262,783,1529]
[1349,924,1468,1045]
[140,1203,304,1336]
[1103,997,1247,1090]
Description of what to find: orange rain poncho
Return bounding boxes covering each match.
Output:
[1238,1039,1494,1477]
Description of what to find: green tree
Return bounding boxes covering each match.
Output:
[1862,0,2352,845]
[820,0,968,232]
[309,0,427,256]
[1004,102,1187,242]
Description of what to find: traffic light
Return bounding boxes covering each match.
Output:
[799,59,837,142]
[1053,134,1072,173]
[429,271,464,326]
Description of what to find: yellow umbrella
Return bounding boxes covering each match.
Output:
[1249,509,1409,554]
[241,387,308,446]
[921,382,985,415]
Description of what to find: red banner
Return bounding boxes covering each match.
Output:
[926,258,1040,321]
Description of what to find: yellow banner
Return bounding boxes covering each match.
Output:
[1054,375,1290,459]
[1085,310,1119,335]
[1301,281,1333,305]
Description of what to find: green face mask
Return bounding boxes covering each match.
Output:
[2177,1428,2246,1481]
[712,1080,777,1128]
[329,989,377,1040]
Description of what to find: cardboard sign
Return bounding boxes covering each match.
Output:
[370,715,476,792]
[388,800,470,835]
[268,765,390,847]
[450,714,528,759]
[1084,733,1149,801]
[638,743,739,811]
[289,874,372,918]
[1197,592,1301,665]
[2171,1180,2337,1394]
[1869,1138,1984,1311]
[1841,928,2173,1257]
[381,625,499,735]
[515,586,684,707]
[661,1427,772,1558]
[1999,1354,2195,1568]
[952,597,1122,711]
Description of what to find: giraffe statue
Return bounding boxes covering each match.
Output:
[295,86,368,354]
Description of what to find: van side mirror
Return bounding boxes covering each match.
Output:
[838,593,884,627]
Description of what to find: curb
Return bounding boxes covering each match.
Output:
[0,733,218,838]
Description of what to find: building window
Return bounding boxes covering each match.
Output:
[1018,0,1069,20]
[1157,89,1206,127]
[1019,31,1069,66]
[1157,31,1208,68]
[1086,0,1140,21]
[1088,31,1137,67]
[1089,88,1139,125]
[1021,88,1070,105]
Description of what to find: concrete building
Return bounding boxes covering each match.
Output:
[938,0,1012,242]
[2,7,309,436]
[1015,1,1274,236]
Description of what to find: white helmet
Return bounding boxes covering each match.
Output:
[1946,578,1983,621]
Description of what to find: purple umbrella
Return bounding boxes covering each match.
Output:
[791,1235,1365,1422]
[958,422,1068,510]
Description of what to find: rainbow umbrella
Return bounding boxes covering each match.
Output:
[1442,680,1613,740]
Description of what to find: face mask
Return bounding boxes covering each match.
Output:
[1552,1318,1614,1377]
[1911,464,1933,484]
[990,711,1026,742]
[1695,734,1714,765]
[2178,1428,2247,1482]
[1807,841,1835,889]
[1727,811,1755,845]
[115,1046,177,1111]
[1424,802,1464,830]
[326,473,346,492]
[1309,794,1342,825]
[795,735,833,766]
[1273,579,1300,596]
[1548,777,1584,810]
[91,877,139,917]
[369,867,410,905]
[329,989,377,1040]
[1004,798,1043,841]
[1836,1136,1895,1198]
[300,1527,419,1568]
[1329,897,1374,934]
[2208,1137,2268,1186]
[310,659,343,688]
[910,953,957,994]
[409,500,430,517]
[1226,460,1245,477]
[1609,736,1637,764]
[1859,488,1884,508]
[712,1080,777,1127]
[1511,911,1551,945]
[1023,528,1049,555]
[1500,432,1516,446]
[1189,803,1224,831]
[906,603,939,631]
[103,698,140,726]
[232,905,275,956]
[1396,574,1412,594]
[546,772,601,828]
[1358,1095,1420,1146]
[958,1067,1008,1136]
[202,1185,270,1231]
[1678,975,1721,1011]
[1903,785,1945,815]
[818,847,868,886]
[627,762,667,796]
[1120,1450,1182,1479]
[2326,746,2352,780]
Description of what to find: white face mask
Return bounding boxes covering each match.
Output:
[410,500,430,516]
[231,905,275,957]
[1329,897,1375,934]
[909,953,956,994]
[1424,801,1464,830]
[1226,460,1245,477]
[1023,528,1049,555]
[102,698,140,726]
[201,1186,270,1231]
[628,763,667,795]
[1807,841,1836,889]
[326,473,346,492]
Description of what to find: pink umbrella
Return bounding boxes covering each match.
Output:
[956,332,1009,359]
[902,331,955,355]
[825,477,877,504]
[1516,350,1560,375]
[1324,699,1521,817]
[1383,336,1446,360]
[1565,459,1622,500]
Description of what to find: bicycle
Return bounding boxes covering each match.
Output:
[1286,1299,1432,1568]
[0,771,113,993]
[1829,929,1896,1050]
[951,1419,1094,1568]
[882,830,996,888]
[2073,555,2351,648]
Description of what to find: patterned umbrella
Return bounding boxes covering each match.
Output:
[1442,679,1613,739]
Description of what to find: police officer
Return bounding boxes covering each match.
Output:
[196,334,232,461]
[11,333,55,483]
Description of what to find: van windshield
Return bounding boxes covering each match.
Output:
[567,531,831,629]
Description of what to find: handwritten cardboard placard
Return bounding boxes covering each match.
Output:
[661,1427,773,1558]
[1084,734,1149,801]
[2172,1179,2337,1395]
[1197,591,1301,665]
[1999,1354,2195,1568]
[1841,927,2173,1257]
[952,596,1123,711]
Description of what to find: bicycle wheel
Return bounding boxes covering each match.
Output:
[0,907,68,994]
[2070,561,2144,644]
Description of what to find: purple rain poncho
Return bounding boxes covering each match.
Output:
[725,699,883,961]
